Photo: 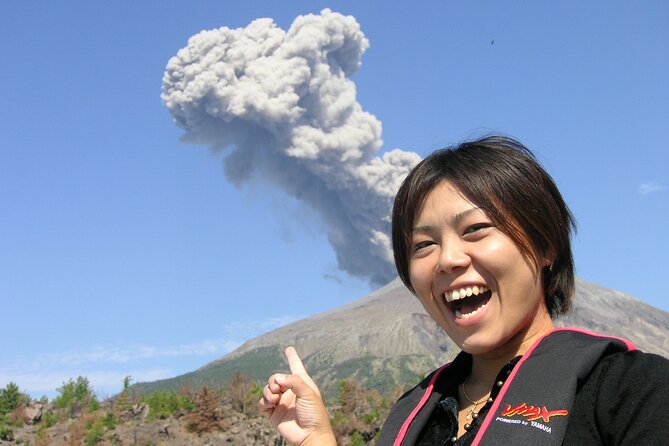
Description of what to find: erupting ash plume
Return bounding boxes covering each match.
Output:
[162,9,421,285]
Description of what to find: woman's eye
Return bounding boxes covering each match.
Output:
[412,240,434,251]
[464,223,493,235]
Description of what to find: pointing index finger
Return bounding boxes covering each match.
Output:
[283,346,321,397]
[285,346,307,377]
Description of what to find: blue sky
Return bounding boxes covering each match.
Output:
[2,1,667,398]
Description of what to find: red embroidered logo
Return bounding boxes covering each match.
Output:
[501,402,568,423]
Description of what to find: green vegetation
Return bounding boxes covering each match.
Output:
[1,370,398,444]
[0,382,29,416]
[63,410,117,446]
[0,426,14,441]
[0,382,30,436]
[349,431,365,446]
[53,376,99,416]
[41,411,58,428]
[131,346,284,395]
[329,379,389,443]
[84,417,105,446]
[114,375,133,413]
[35,422,49,446]
[141,390,193,420]
[87,397,101,413]
[101,411,117,430]
[227,372,262,414]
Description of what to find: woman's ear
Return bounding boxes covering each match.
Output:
[542,249,556,269]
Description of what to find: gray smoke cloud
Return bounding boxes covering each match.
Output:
[162,9,421,285]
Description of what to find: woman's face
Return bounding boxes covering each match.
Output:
[408,181,553,358]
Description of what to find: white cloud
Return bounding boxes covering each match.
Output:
[221,314,303,336]
[0,339,232,398]
[638,182,666,195]
[0,368,173,399]
[4,339,242,371]
[0,315,299,398]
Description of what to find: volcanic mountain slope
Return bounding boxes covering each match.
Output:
[134,279,669,397]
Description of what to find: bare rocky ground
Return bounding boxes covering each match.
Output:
[2,402,285,446]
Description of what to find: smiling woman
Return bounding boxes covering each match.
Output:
[259,136,669,445]
[391,137,574,364]
[404,181,554,359]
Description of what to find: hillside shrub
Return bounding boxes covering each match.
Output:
[185,387,229,434]
[35,422,49,446]
[66,412,112,446]
[101,411,116,430]
[0,382,29,415]
[114,375,134,413]
[67,415,85,446]
[54,377,99,417]
[330,379,392,444]
[141,391,193,420]
[349,431,365,446]
[0,426,14,441]
[227,372,261,414]
[86,397,101,413]
[9,406,25,427]
[41,411,58,428]
[84,419,105,446]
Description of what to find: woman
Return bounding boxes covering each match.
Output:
[259,136,669,445]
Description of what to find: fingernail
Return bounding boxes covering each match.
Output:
[275,374,286,384]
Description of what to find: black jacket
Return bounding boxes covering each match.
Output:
[377,329,669,445]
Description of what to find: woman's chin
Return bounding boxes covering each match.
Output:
[460,342,499,356]
[450,328,507,357]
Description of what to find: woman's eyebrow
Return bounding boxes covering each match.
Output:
[412,207,481,234]
[452,207,481,225]
[412,225,433,235]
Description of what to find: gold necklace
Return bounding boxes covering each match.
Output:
[461,376,490,421]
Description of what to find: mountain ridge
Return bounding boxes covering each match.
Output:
[134,278,669,397]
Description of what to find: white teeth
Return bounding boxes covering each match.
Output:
[455,304,486,319]
[444,286,489,303]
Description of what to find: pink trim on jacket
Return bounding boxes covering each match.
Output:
[392,362,453,446]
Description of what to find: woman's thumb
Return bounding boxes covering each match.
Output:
[275,373,316,399]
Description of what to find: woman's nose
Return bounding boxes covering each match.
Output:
[436,241,470,274]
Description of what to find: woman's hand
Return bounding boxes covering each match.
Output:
[259,346,335,446]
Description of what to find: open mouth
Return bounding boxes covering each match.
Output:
[444,286,492,319]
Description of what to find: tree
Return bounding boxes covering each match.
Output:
[0,382,29,416]
[185,387,229,434]
[331,379,389,444]
[141,390,193,420]
[53,377,98,417]
[114,375,133,413]
[227,372,259,414]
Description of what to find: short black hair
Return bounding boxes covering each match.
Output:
[391,135,576,318]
